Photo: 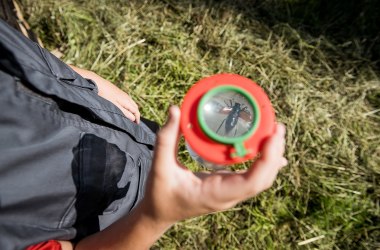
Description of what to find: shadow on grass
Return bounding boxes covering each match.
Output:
[169,0,380,68]
[166,0,380,110]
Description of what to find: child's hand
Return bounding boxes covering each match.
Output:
[69,65,140,123]
[75,106,287,250]
[94,74,140,124]
[139,106,287,225]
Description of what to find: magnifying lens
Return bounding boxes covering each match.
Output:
[180,74,275,169]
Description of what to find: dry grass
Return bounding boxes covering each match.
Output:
[23,0,379,249]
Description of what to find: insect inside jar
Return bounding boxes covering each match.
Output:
[201,90,255,138]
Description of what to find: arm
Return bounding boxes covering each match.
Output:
[59,106,287,250]
[69,65,140,123]
[76,106,286,249]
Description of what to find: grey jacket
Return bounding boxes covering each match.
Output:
[0,19,156,249]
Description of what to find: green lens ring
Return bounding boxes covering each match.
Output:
[197,85,261,146]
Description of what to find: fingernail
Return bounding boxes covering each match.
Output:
[169,106,180,118]
[165,106,179,125]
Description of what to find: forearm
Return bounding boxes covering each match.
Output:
[67,64,141,123]
[75,204,173,250]
[68,65,113,95]
[68,65,102,93]
[68,65,96,80]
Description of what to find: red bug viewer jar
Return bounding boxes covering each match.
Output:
[180,74,276,169]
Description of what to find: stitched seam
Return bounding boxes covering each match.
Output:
[38,46,55,76]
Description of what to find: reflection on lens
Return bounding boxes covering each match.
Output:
[201,90,255,138]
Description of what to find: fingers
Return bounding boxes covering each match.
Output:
[127,100,140,124]
[157,106,180,149]
[118,98,141,124]
[123,108,140,124]
[153,106,181,169]
[192,123,287,211]
[260,123,286,163]
[82,69,142,123]
[280,157,288,168]
[244,123,287,194]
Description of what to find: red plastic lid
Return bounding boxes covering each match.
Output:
[180,74,276,165]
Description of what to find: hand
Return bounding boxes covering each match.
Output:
[74,106,287,250]
[94,74,140,124]
[139,106,287,224]
[69,65,140,123]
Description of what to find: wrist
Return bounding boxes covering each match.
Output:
[75,203,173,250]
[110,203,173,249]
[137,201,174,233]
[69,65,100,86]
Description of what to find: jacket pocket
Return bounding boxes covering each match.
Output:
[61,133,136,241]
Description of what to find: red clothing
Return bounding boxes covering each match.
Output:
[26,240,61,250]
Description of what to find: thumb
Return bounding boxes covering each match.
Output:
[154,106,181,163]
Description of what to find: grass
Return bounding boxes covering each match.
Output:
[22,0,379,249]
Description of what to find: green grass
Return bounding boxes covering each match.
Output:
[22,0,379,249]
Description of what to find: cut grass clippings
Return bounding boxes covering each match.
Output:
[22,0,380,249]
